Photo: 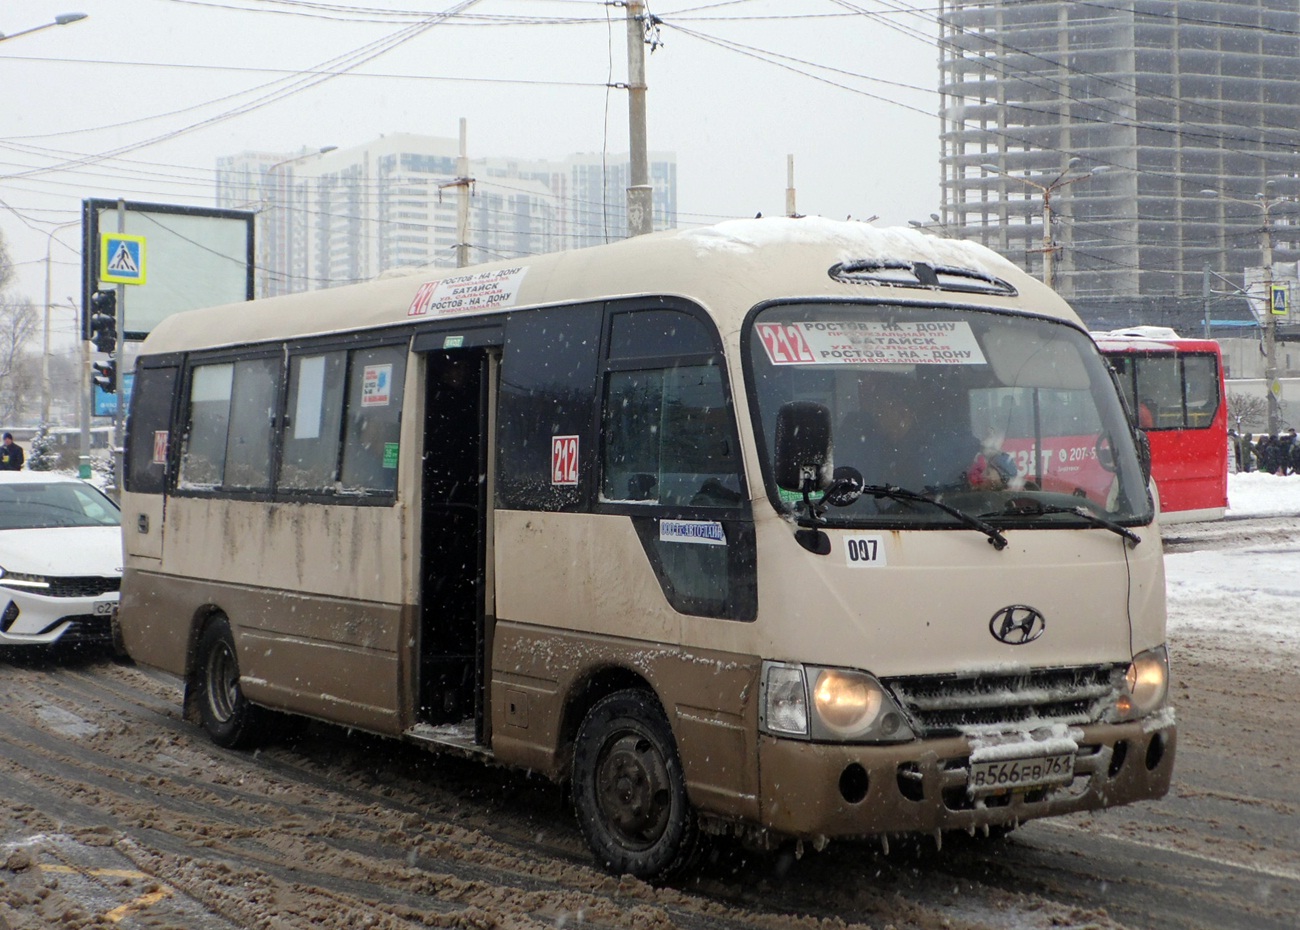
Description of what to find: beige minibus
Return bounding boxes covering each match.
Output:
[117,217,1175,881]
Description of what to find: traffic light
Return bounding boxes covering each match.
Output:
[92,356,117,394]
[88,289,117,354]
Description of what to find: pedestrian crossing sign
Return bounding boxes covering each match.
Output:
[100,233,147,285]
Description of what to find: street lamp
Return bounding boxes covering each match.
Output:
[980,158,1108,290]
[1200,186,1292,435]
[908,213,952,238]
[0,13,87,42]
[259,146,336,297]
[42,219,81,427]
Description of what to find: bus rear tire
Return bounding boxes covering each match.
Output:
[571,689,701,883]
[196,616,262,749]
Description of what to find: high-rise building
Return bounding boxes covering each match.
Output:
[937,0,1300,303]
[217,134,677,297]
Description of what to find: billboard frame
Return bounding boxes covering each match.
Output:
[82,199,255,343]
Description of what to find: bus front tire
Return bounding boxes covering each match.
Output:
[196,616,262,749]
[571,689,701,883]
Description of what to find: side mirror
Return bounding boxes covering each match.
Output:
[774,401,833,493]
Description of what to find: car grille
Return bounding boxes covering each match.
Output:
[882,665,1122,738]
[44,576,121,599]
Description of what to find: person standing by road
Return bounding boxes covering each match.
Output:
[0,433,24,470]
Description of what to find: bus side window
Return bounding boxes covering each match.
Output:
[340,346,407,493]
[497,305,603,511]
[125,364,178,494]
[601,364,741,507]
[279,352,347,490]
[179,363,234,488]
[179,357,280,491]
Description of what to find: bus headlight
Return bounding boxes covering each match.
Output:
[1112,645,1169,721]
[760,662,914,743]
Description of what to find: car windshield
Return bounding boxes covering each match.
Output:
[747,303,1153,527]
[0,481,121,530]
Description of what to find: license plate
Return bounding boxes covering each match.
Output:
[968,753,1075,795]
[93,600,115,617]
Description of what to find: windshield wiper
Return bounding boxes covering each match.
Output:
[862,484,1008,551]
[981,499,1141,548]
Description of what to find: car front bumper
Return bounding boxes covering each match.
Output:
[0,584,119,647]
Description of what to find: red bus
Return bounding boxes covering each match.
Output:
[1092,327,1228,523]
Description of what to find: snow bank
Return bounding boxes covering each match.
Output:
[1167,472,1300,654]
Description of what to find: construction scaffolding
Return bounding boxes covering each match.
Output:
[938,0,1300,300]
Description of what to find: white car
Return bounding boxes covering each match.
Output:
[0,471,122,648]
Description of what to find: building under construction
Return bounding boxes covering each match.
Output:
[937,0,1300,306]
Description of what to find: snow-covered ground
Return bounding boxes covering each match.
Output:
[1166,472,1300,653]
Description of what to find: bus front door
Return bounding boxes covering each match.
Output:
[418,349,493,739]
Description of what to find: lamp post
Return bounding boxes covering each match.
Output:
[980,158,1107,290]
[41,219,81,427]
[260,146,336,297]
[1201,187,1291,435]
[907,213,952,237]
[0,12,87,42]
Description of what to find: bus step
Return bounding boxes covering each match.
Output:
[404,721,492,759]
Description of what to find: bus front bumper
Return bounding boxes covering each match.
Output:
[756,717,1176,840]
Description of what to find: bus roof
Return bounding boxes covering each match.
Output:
[1090,326,1221,354]
[141,216,1081,356]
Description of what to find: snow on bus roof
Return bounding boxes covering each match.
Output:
[682,215,1023,279]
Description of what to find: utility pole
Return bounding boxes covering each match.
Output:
[785,155,797,217]
[457,119,471,268]
[980,159,1107,291]
[439,118,475,267]
[114,199,126,497]
[1202,187,1287,435]
[1261,205,1281,435]
[625,1,653,237]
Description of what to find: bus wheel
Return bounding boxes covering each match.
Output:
[572,689,700,883]
[196,616,261,749]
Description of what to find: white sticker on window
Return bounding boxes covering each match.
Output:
[660,520,727,546]
[844,535,886,567]
[294,355,326,439]
[361,363,393,407]
[756,321,986,366]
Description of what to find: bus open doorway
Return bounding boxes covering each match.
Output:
[415,349,494,746]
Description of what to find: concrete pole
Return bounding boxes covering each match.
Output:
[457,118,471,268]
[785,155,797,217]
[42,238,53,427]
[1262,202,1281,436]
[1042,190,1055,291]
[115,200,126,496]
[625,1,653,237]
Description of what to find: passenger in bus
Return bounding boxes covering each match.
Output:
[836,378,988,493]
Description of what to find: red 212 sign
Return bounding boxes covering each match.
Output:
[551,435,580,485]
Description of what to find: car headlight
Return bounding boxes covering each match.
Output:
[760,661,914,743]
[0,567,50,590]
[1111,645,1169,722]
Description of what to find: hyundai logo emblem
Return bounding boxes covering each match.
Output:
[989,605,1046,645]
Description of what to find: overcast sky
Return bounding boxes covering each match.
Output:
[1,0,940,344]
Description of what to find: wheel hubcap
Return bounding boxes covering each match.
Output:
[207,642,239,723]
[595,733,672,848]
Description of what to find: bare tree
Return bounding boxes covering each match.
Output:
[1227,391,1269,433]
[0,231,39,424]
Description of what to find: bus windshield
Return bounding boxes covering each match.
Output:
[747,303,1153,527]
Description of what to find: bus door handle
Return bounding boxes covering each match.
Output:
[137,514,149,534]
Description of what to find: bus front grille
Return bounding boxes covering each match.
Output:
[882,665,1123,738]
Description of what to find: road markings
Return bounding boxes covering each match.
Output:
[1036,820,1300,883]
